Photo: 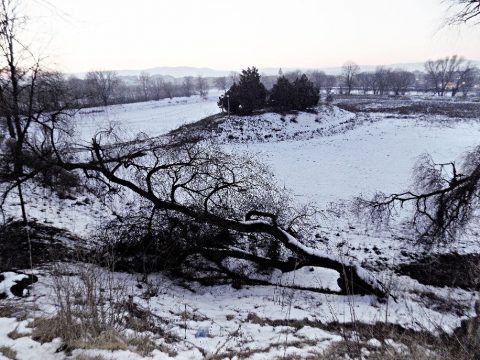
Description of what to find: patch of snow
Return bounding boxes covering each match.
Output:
[367,338,382,348]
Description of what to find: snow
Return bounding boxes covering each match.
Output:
[276,267,341,292]
[2,184,111,238]
[73,91,221,144]
[213,105,358,144]
[367,338,382,348]
[0,317,63,360]
[228,115,480,205]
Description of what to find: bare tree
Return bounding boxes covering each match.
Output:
[85,70,121,106]
[45,135,385,297]
[324,75,337,94]
[388,70,415,95]
[461,67,479,96]
[228,72,239,87]
[196,75,209,99]
[308,70,326,94]
[150,76,165,101]
[451,63,478,97]
[214,76,227,91]
[374,66,391,95]
[448,0,480,24]
[182,76,195,97]
[342,61,360,95]
[0,0,45,223]
[424,55,465,96]
[357,72,375,94]
[139,71,152,101]
[11,101,385,297]
[357,150,480,245]
[162,81,174,99]
[0,0,77,224]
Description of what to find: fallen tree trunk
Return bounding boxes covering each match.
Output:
[56,140,386,297]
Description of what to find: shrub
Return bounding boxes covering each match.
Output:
[95,210,236,275]
[31,262,163,356]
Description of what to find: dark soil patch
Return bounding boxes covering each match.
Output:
[336,98,480,118]
[168,113,225,140]
[0,272,38,298]
[0,221,84,272]
[397,253,480,290]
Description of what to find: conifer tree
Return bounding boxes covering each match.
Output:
[218,67,267,115]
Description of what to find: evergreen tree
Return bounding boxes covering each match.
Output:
[268,74,319,111]
[218,67,267,115]
[292,74,320,110]
[269,76,295,110]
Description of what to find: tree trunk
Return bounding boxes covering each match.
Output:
[17,182,28,225]
[61,148,386,298]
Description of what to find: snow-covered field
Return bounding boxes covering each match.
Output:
[2,96,480,359]
[235,116,480,205]
[72,91,221,144]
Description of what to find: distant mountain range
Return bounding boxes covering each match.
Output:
[73,67,232,79]
[73,61,480,79]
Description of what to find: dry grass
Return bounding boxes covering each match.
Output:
[211,339,318,360]
[0,346,17,360]
[31,315,161,356]
[30,316,79,344]
[246,312,325,329]
[0,303,16,317]
[74,355,107,360]
[7,328,28,340]
[245,312,480,360]
[320,339,440,360]
[70,330,128,351]
[318,321,479,360]
[0,302,38,321]
[28,262,178,357]
[126,335,157,357]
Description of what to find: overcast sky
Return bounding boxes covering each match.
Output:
[24,0,480,73]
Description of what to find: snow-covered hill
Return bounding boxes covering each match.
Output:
[212,106,360,144]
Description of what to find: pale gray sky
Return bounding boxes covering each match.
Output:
[24,0,480,73]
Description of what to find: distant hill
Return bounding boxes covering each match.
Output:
[128,66,233,78]
[73,67,232,79]
[73,61,480,79]
[319,61,480,75]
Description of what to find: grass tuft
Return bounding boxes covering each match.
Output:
[0,346,17,360]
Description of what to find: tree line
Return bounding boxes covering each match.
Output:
[66,71,222,107]
[295,57,478,97]
[19,54,479,112]
[338,56,479,97]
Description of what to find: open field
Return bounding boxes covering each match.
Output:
[72,92,221,144]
